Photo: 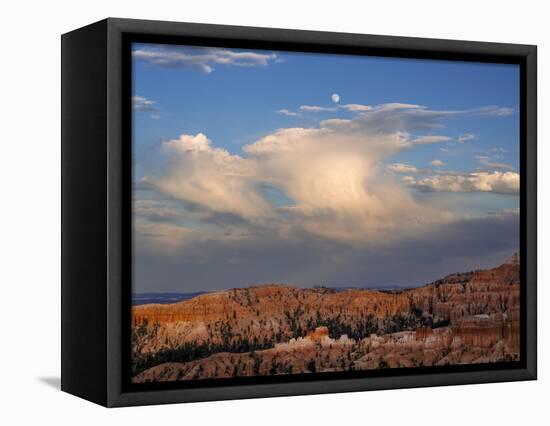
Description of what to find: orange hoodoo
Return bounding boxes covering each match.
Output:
[307,326,330,341]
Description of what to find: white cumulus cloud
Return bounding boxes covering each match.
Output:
[404,171,519,195]
[137,100,518,251]
[142,133,271,219]
[140,111,457,246]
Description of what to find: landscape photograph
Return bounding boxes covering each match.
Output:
[131,43,520,383]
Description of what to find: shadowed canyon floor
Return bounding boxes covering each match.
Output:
[131,253,520,382]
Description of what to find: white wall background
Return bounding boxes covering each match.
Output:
[0,0,546,423]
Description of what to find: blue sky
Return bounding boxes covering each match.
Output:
[131,43,520,293]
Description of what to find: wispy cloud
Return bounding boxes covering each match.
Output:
[299,105,337,112]
[458,133,476,142]
[276,109,298,116]
[412,135,452,144]
[474,105,515,117]
[430,159,445,167]
[132,95,158,112]
[275,102,514,133]
[376,103,424,111]
[133,45,278,74]
[387,163,418,173]
[339,102,425,113]
[475,155,516,171]
[490,147,510,154]
[340,101,514,121]
[339,103,373,111]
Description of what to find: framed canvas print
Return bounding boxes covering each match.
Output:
[61,18,537,407]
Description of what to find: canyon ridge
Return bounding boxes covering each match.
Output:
[131,252,520,382]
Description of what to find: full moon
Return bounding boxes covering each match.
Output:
[331,93,340,103]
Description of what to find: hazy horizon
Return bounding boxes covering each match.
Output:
[132,248,517,297]
[132,43,520,293]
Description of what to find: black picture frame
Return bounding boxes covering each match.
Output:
[61,17,537,407]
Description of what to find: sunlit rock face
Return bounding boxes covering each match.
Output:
[131,253,520,382]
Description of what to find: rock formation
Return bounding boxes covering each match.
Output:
[131,252,520,382]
